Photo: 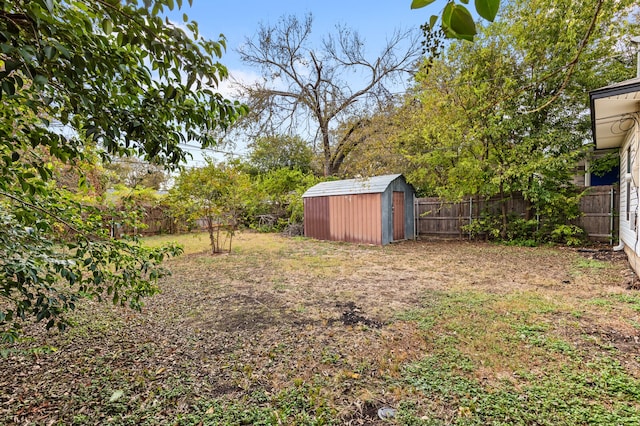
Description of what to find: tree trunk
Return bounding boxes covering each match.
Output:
[207,216,216,255]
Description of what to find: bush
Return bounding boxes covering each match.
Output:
[549,224,585,246]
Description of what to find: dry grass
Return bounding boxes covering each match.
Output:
[1,232,639,425]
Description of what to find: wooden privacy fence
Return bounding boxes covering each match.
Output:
[110,206,178,237]
[576,186,618,242]
[415,185,618,242]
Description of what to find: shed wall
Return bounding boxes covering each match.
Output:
[303,175,415,245]
[304,196,331,241]
[329,194,382,245]
[381,178,415,244]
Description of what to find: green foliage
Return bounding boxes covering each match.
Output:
[550,224,585,246]
[412,0,501,41]
[400,352,640,425]
[0,198,183,341]
[0,0,244,338]
[398,290,640,425]
[249,168,323,232]
[462,215,502,240]
[463,213,585,246]
[168,160,252,253]
[0,0,247,171]
[247,134,315,175]
[396,0,635,243]
[103,157,169,190]
[589,152,620,178]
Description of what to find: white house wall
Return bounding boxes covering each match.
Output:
[620,121,640,273]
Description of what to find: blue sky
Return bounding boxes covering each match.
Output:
[165,1,439,163]
[167,1,437,83]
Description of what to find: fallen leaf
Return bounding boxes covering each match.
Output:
[109,390,124,403]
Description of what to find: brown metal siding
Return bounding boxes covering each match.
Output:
[393,191,405,240]
[304,196,330,240]
[329,194,382,245]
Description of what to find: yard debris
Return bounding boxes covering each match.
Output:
[333,302,384,329]
[377,406,396,420]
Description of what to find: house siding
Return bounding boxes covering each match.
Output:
[620,123,639,251]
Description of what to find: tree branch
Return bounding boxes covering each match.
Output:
[0,190,83,236]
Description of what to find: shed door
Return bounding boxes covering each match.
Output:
[393,191,405,240]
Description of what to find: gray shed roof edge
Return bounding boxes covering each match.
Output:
[303,174,406,198]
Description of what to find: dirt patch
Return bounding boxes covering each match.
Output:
[342,400,387,425]
[332,302,384,329]
[576,248,630,262]
[577,320,640,355]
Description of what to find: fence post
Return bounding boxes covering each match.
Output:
[414,195,418,240]
[469,197,473,240]
[610,187,615,245]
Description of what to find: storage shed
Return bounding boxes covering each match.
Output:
[302,174,415,245]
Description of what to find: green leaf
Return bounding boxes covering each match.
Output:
[33,74,48,86]
[411,0,437,9]
[1,79,15,96]
[102,19,114,35]
[4,60,21,73]
[165,85,177,100]
[429,14,439,28]
[475,0,500,22]
[43,45,56,60]
[109,390,124,402]
[448,4,477,39]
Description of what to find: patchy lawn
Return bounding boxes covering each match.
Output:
[2,232,640,425]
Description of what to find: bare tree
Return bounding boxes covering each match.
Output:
[236,14,422,176]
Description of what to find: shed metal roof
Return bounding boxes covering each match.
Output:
[303,174,403,198]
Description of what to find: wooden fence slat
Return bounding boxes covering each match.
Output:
[416,186,618,242]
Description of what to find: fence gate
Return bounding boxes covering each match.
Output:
[575,186,618,243]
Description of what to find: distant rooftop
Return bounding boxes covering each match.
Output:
[302,174,403,198]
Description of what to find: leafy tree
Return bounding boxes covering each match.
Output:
[0,0,245,339]
[247,134,315,175]
[396,0,637,240]
[338,106,411,179]
[236,14,422,176]
[250,168,322,231]
[104,157,169,190]
[168,161,251,254]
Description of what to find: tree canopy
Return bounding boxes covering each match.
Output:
[340,0,637,242]
[168,160,251,254]
[247,134,315,175]
[0,0,245,338]
[236,14,422,176]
